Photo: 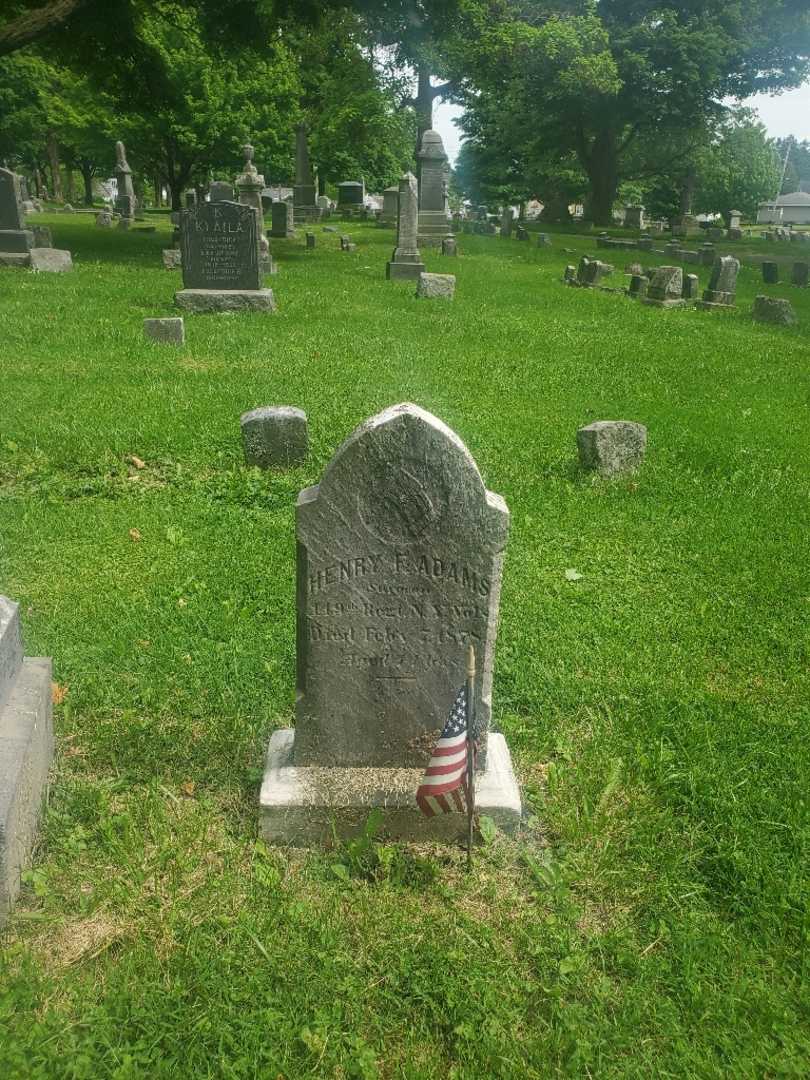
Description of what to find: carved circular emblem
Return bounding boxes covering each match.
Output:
[358,461,446,544]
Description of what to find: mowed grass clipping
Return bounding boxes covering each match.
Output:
[1,214,809,1079]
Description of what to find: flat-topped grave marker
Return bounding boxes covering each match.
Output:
[180,200,260,290]
[176,200,275,313]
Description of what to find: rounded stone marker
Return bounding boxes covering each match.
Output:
[416,272,456,299]
[240,406,308,469]
[577,420,647,477]
[752,295,798,326]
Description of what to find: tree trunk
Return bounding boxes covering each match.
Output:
[582,128,619,225]
[154,175,162,207]
[80,158,93,205]
[65,166,75,203]
[46,132,62,200]
[0,0,89,59]
[165,153,193,211]
[679,166,696,215]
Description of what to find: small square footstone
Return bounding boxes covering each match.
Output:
[240,405,308,468]
[416,272,455,299]
[31,226,52,248]
[260,404,519,842]
[752,295,797,326]
[162,248,182,269]
[577,420,647,477]
[537,233,552,247]
[441,236,457,256]
[144,317,185,344]
[641,266,684,307]
[0,596,54,926]
[305,232,316,249]
[29,248,72,272]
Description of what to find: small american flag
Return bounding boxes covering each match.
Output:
[416,687,474,817]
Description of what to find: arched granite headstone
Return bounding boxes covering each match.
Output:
[294,403,510,768]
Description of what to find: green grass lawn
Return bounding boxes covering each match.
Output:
[1,215,809,1079]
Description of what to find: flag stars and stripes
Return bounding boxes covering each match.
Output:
[416,686,474,818]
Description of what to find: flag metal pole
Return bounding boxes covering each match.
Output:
[465,644,477,870]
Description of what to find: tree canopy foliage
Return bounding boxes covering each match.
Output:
[1,0,808,219]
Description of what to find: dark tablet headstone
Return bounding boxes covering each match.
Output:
[180,200,260,291]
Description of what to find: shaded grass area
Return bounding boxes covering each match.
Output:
[1,216,809,1078]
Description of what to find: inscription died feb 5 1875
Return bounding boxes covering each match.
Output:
[294,403,510,769]
[180,200,260,291]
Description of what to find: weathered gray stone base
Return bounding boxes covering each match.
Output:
[640,297,686,308]
[0,252,31,268]
[175,288,277,313]
[386,261,425,281]
[1,658,53,925]
[259,729,521,844]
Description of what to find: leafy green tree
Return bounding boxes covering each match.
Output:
[0,49,117,201]
[776,137,810,194]
[283,10,415,191]
[692,113,780,223]
[353,0,465,160]
[457,0,810,224]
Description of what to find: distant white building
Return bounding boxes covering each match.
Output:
[757,191,810,225]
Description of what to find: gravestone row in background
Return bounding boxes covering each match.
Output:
[0,167,72,271]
